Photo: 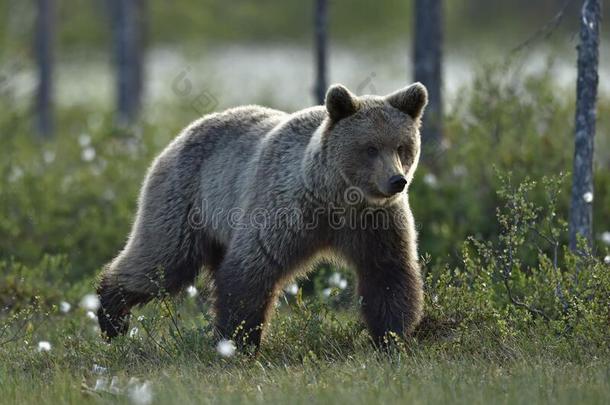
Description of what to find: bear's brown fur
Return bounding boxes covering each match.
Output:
[97,83,427,349]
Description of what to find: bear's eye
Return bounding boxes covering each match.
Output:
[397,145,404,154]
[367,146,379,158]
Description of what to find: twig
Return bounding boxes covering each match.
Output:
[0,305,44,347]
[0,320,28,346]
[163,298,184,343]
[499,196,551,321]
[529,226,569,313]
[501,241,551,321]
[510,0,574,54]
[139,315,174,358]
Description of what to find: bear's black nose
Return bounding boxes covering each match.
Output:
[388,175,407,194]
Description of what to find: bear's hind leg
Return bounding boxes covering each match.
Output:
[97,265,152,339]
[97,231,223,340]
[97,140,224,340]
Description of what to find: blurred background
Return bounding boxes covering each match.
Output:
[0,0,608,301]
[2,1,609,112]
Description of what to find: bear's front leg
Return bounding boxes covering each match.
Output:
[213,237,283,350]
[347,224,423,346]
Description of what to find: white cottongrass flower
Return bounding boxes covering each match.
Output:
[86,311,98,321]
[600,231,610,246]
[59,301,71,313]
[328,272,341,286]
[328,272,347,290]
[92,364,107,375]
[452,165,467,178]
[81,146,96,162]
[604,255,610,265]
[43,150,56,164]
[128,381,153,405]
[216,339,236,358]
[129,327,139,338]
[284,283,299,295]
[94,377,108,392]
[80,294,100,311]
[8,166,23,183]
[109,376,121,394]
[423,173,438,188]
[78,133,91,147]
[37,341,51,352]
[128,377,140,386]
[322,288,332,298]
[186,285,198,298]
[583,192,593,203]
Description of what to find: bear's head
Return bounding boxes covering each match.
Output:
[322,82,428,204]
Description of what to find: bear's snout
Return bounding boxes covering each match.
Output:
[388,174,407,194]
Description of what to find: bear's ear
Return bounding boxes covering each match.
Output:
[325,84,359,122]
[385,82,428,119]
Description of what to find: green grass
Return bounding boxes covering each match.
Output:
[5,356,610,405]
[0,299,608,405]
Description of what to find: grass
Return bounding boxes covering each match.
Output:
[0,291,608,405]
[5,353,609,405]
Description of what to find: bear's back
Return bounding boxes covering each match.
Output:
[155,104,327,246]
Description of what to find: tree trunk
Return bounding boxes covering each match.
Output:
[34,0,54,137]
[413,0,443,154]
[569,0,601,250]
[314,0,328,105]
[110,0,145,126]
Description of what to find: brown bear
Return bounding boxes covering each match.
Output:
[97,83,427,349]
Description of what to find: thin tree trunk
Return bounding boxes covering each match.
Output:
[413,0,443,152]
[314,0,328,105]
[110,0,145,126]
[569,0,601,250]
[35,0,54,137]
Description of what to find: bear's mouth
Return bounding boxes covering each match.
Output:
[365,188,403,205]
